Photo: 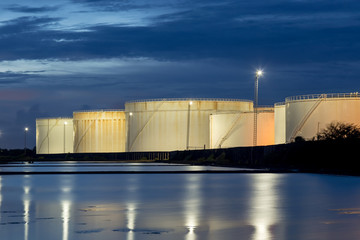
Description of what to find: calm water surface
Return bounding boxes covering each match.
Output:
[0,162,360,240]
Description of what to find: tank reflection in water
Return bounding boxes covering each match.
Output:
[1,166,360,239]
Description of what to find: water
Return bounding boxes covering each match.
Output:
[0,162,360,240]
[0,162,248,173]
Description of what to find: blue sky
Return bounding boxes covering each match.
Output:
[0,0,360,148]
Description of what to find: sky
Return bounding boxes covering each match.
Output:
[0,0,360,149]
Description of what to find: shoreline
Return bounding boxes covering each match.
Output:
[0,139,360,176]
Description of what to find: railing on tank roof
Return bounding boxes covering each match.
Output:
[274,102,285,106]
[256,105,274,108]
[73,109,125,113]
[126,98,253,103]
[285,92,360,102]
[36,117,72,120]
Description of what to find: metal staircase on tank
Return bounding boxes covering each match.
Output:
[129,101,165,152]
[289,94,326,141]
[215,113,244,148]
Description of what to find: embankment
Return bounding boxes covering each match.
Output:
[169,140,360,175]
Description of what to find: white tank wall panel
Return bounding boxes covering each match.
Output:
[274,104,286,144]
[286,96,360,142]
[125,100,253,152]
[73,111,126,153]
[36,118,74,154]
[210,110,275,148]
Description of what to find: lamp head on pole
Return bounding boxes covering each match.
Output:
[25,127,29,132]
[256,69,263,77]
[64,121,68,125]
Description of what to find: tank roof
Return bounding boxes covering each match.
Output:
[285,92,360,102]
[73,109,125,113]
[125,98,252,104]
[36,117,72,120]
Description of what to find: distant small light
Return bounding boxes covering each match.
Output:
[25,127,29,131]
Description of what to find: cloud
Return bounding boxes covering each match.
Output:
[5,4,60,13]
[0,1,359,65]
[0,16,61,35]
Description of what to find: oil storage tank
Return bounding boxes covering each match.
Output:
[274,103,286,144]
[125,99,253,152]
[210,108,275,148]
[286,93,360,142]
[73,110,126,153]
[36,118,73,154]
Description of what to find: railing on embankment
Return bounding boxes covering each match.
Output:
[37,151,170,161]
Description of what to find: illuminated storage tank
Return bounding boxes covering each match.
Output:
[36,118,73,154]
[73,110,126,153]
[125,99,253,152]
[210,108,274,148]
[274,103,286,144]
[286,93,360,142]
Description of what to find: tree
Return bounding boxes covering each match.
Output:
[316,122,360,141]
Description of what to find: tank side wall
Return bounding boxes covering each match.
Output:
[210,112,274,148]
[73,112,126,153]
[36,118,73,154]
[274,105,286,144]
[125,100,253,152]
[286,98,360,142]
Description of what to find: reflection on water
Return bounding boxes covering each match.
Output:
[1,164,360,240]
[127,203,136,240]
[62,200,71,240]
[126,175,139,240]
[250,174,283,240]
[0,176,2,223]
[23,176,31,240]
[61,174,74,240]
[184,175,203,240]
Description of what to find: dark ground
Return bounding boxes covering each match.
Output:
[1,140,360,175]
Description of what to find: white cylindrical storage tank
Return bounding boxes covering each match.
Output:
[125,99,253,152]
[210,108,275,148]
[36,118,73,154]
[73,110,126,153]
[274,103,286,144]
[286,93,360,142]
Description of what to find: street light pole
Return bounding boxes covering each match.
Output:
[253,70,263,147]
[186,101,193,150]
[64,121,68,153]
[24,127,29,155]
[128,112,133,152]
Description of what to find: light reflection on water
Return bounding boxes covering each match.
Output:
[23,176,31,240]
[250,174,283,240]
[0,176,2,223]
[0,164,360,239]
[127,203,136,240]
[184,175,202,240]
[61,200,70,240]
[126,174,139,240]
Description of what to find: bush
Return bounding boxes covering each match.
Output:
[316,122,360,141]
[294,136,306,142]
